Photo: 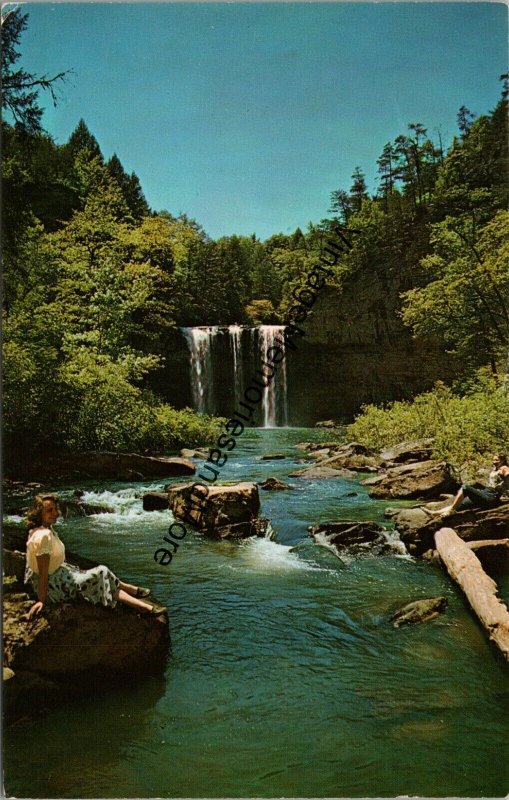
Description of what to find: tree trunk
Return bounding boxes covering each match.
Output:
[435,527,509,662]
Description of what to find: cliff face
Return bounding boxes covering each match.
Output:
[286,276,457,424]
[152,272,456,425]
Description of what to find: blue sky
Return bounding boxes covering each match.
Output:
[18,2,508,239]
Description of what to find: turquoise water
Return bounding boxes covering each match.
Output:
[4,429,509,798]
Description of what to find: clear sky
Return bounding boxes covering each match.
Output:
[17,2,508,239]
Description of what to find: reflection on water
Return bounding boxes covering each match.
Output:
[4,429,509,798]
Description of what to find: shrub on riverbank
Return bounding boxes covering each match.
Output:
[348,377,509,473]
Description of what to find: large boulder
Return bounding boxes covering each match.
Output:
[3,595,169,723]
[380,438,434,465]
[366,460,456,500]
[167,481,263,539]
[386,501,509,556]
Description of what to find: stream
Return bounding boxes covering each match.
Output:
[4,428,509,797]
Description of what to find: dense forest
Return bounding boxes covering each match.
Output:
[2,9,508,465]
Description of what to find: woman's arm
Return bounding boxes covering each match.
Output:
[25,554,50,620]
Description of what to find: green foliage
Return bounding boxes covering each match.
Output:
[402,211,509,373]
[244,299,277,325]
[348,377,509,473]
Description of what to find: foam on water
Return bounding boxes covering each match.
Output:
[234,536,320,573]
[77,487,170,526]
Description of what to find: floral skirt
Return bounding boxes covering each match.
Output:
[27,562,120,608]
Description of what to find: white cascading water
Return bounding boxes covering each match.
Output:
[228,324,243,410]
[182,325,288,426]
[258,325,288,428]
[181,326,218,414]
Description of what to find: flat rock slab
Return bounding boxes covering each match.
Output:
[380,438,434,465]
[368,460,455,500]
[168,481,261,535]
[7,452,196,482]
[3,596,169,722]
[288,466,357,479]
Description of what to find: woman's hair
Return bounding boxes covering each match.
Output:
[495,454,508,466]
[25,494,60,529]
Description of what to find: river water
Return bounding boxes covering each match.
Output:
[4,429,509,798]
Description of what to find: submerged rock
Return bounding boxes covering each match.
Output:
[3,595,170,724]
[260,453,287,461]
[259,477,293,491]
[167,481,263,538]
[391,596,448,627]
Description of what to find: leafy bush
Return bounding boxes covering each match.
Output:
[348,377,509,474]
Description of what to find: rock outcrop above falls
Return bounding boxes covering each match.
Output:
[167,481,268,539]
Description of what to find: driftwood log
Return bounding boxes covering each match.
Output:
[435,527,509,663]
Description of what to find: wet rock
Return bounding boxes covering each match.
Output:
[3,595,170,723]
[259,477,293,491]
[309,520,400,558]
[391,597,448,627]
[367,461,455,500]
[213,517,270,540]
[380,438,434,465]
[167,481,261,536]
[60,499,115,517]
[142,492,169,511]
[288,466,357,480]
[260,453,287,461]
[309,520,387,547]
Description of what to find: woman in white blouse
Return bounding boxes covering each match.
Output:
[24,494,167,620]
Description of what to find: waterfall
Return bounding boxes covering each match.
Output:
[181,327,218,414]
[258,325,288,428]
[181,325,289,426]
[228,325,243,410]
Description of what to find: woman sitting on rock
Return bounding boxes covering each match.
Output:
[437,454,509,517]
[24,494,166,620]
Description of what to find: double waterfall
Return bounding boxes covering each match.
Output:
[182,326,288,428]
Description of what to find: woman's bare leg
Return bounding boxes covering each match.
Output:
[118,580,139,595]
[115,588,153,612]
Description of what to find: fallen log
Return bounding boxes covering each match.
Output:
[435,527,509,663]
